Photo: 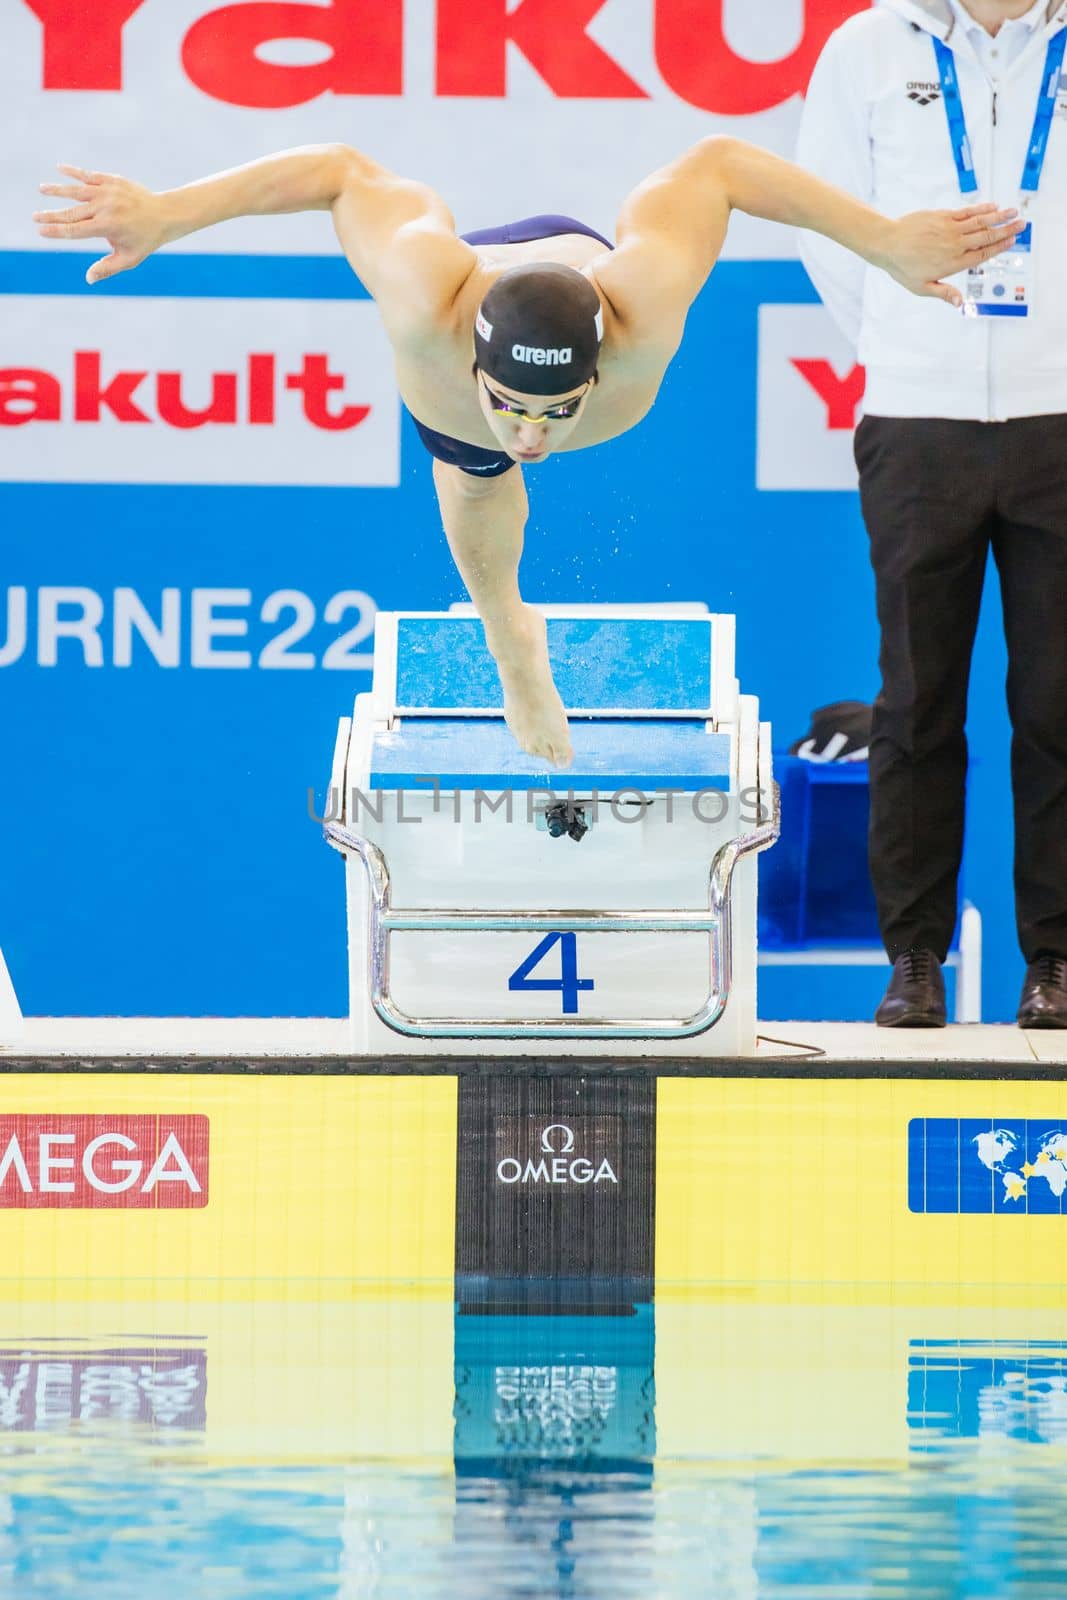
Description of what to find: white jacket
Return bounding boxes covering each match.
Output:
[796,0,1067,420]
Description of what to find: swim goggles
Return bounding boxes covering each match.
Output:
[479,374,590,424]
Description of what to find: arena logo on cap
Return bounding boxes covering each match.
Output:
[511,345,573,366]
[0,1115,209,1208]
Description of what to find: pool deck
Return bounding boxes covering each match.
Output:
[2,1017,1066,1074]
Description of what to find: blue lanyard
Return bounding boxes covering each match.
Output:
[932,28,1067,197]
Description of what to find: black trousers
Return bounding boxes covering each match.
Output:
[854,413,1067,964]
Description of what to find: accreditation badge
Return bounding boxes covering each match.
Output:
[962,222,1033,318]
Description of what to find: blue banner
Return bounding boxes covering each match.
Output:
[909,1119,1067,1214]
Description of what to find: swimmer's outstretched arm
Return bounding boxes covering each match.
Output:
[599,135,1025,341]
[33,146,474,328]
[433,460,573,768]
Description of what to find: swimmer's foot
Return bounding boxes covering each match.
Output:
[485,609,573,768]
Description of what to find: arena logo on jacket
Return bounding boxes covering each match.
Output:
[906,79,942,107]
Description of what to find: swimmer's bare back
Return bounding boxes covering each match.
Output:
[34,139,1025,460]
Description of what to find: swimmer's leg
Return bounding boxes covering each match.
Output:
[432,458,573,767]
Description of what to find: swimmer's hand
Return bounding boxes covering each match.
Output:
[33,164,170,285]
[485,608,574,770]
[882,204,1026,308]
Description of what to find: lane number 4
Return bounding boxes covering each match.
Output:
[508,933,594,1016]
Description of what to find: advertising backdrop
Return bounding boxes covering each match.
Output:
[0,1,1022,1021]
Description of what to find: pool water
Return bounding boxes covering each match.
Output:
[2,1298,1066,1597]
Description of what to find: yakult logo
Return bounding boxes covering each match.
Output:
[511,344,572,367]
[496,1123,618,1186]
[0,1115,209,1208]
[0,352,367,431]
[0,296,399,487]
[757,303,864,491]
[18,0,870,115]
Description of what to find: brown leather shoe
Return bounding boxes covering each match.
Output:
[1017,953,1067,1029]
[875,949,947,1028]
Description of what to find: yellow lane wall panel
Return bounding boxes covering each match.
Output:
[656,1078,1067,1291]
[0,1076,458,1293]
[5,1072,1067,1294]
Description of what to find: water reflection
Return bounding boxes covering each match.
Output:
[0,1341,207,1432]
[454,1306,655,1469]
[450,1308,656,1600]
[909,1340,1067,1446]
[0,1303,1064,1597]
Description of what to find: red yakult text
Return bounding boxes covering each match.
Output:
[0,352,370,430]
[791,359,868,431]
[21,0,871,113]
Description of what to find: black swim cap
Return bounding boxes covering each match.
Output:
[474,263,604,396]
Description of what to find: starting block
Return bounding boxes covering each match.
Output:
[325,604,778,1057]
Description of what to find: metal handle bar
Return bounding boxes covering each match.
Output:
[325,783,779,1040]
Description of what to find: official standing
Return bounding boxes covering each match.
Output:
[798,0,1067,1027]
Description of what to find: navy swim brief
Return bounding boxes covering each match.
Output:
[410,214,613,478]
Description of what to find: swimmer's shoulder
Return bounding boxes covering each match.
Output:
[331,183,481,348]
[371,225,483,348]
[585,259,681,375]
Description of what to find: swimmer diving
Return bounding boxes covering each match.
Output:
[34,138,1023,764]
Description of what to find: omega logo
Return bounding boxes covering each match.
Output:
[496,1123,618,1187]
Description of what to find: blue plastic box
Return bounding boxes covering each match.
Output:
[759,755,879,949]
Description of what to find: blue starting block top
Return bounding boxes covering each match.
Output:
[393,617,715,714]
[369,719,732,792]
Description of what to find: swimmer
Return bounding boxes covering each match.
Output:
[33,140,1023,765]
